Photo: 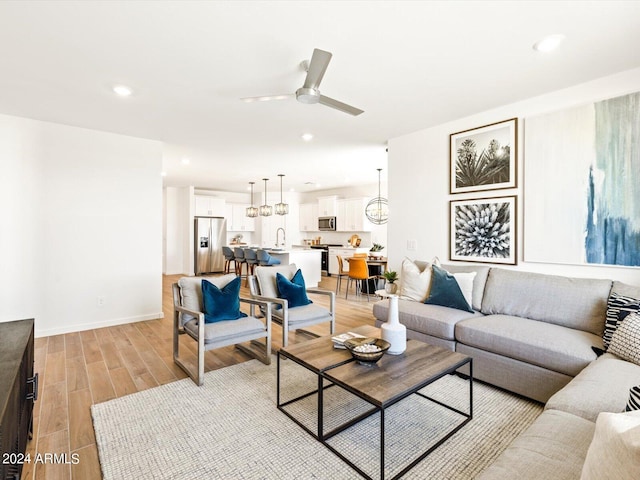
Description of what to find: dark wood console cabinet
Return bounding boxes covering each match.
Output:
[0,319,37,480]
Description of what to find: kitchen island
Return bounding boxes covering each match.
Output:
[266,248,322,287]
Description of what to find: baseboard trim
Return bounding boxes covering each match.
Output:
[34,312,165,338]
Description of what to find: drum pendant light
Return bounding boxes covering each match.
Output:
[365,168,389,225]
[259,178,273,216]
[274,174,289,215]
[246,181,259,218]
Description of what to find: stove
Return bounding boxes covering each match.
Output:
[309,244,344,274]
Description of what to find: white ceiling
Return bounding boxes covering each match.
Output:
[1,1,640,193]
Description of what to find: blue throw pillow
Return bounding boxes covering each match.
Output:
[201,277,248,323]
[276,269,313,308]
[424,265,473,313]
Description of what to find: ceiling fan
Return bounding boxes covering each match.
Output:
[241,48,364,116]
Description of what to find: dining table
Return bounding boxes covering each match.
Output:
[345,256,388,293]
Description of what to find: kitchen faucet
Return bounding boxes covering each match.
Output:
[276,228,286,247]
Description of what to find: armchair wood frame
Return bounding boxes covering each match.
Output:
[172,283,272,386]
[247,276,335,348]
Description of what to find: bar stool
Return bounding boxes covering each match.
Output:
[257,249,281,266]
[243,249,259,285]
[234,247,247,277]
[222,246,236,274]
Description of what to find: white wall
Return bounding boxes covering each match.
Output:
[388,67,640,286]
[0,114,164,336]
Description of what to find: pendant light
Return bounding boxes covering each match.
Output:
[259,178,272,216]
[274,174,289,215]
[365,168,389,225]
[246,181,259,218]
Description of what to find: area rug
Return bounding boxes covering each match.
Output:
[92,357,542,479]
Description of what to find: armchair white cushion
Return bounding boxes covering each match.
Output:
[249,264,335,347]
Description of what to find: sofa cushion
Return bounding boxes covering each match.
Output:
[476,409,595,480]
[425,265,474,313]
[441,263,490,311]
[545,353,640,422]
[627,385,640,412]
[202,277,247,323]
[178,274,237,323]
[580,411,640,480]
[276,269,312,308]
[455,314,599,376]
[608,312,640,366]
[480,268,611,336]
[373,298,481,341]
[603,292,640,349]
[399,257,432,302]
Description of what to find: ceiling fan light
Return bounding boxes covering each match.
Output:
[296,87,320,104]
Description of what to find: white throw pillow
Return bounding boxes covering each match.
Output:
[399,258,432,302]
[451,272,476,310]
[609,312,640,366]
[580,410,640,480]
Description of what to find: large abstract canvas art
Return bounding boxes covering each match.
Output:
[525,91,640,267]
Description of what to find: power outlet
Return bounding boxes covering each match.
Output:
[97,296,105,307]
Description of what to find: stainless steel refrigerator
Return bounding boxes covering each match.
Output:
[194,217,227,275]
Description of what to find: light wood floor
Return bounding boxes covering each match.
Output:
[22,274,378,480]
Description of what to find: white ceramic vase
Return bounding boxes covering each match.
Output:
[381,294,406,355]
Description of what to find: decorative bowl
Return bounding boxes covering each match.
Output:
[343,337,391,365]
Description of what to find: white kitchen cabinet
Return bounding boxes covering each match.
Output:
[194,195,226,217]
[226,203,255,232]
[336,198,371,232]
[317,195,338,217]
[299,203,319,232]
[328,247,370,275]
[258,214,286,247]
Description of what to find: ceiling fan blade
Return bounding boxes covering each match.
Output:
[319,95,364,116]
[303,49,332,90]
[240,94,294,103]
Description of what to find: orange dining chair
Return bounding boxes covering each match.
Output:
[345,257,377,301]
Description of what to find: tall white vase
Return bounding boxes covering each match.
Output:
[381,294,406,355]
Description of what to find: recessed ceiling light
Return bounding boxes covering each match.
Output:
[112,84,133,96]
[301,133,314,142]
[181,157,190,165]
[161,171,167,177]
[533,34,565,52]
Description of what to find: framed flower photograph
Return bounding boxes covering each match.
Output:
[450,118,517,194]
[450,196,517,265]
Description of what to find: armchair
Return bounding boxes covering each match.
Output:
[248,264,335,348]
[173,274,272,386]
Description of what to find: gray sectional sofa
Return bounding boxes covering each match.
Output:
[372,261,640,479]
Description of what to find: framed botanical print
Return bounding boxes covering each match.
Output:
[450,118,517,194]
[450,195,517,265]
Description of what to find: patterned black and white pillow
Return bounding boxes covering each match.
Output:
[627,385,640,412]
[604,292,640,350]
[609,311,640,366]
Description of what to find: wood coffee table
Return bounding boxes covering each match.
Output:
[277,325,473,480]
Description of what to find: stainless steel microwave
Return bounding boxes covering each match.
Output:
[318,216,336,231]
